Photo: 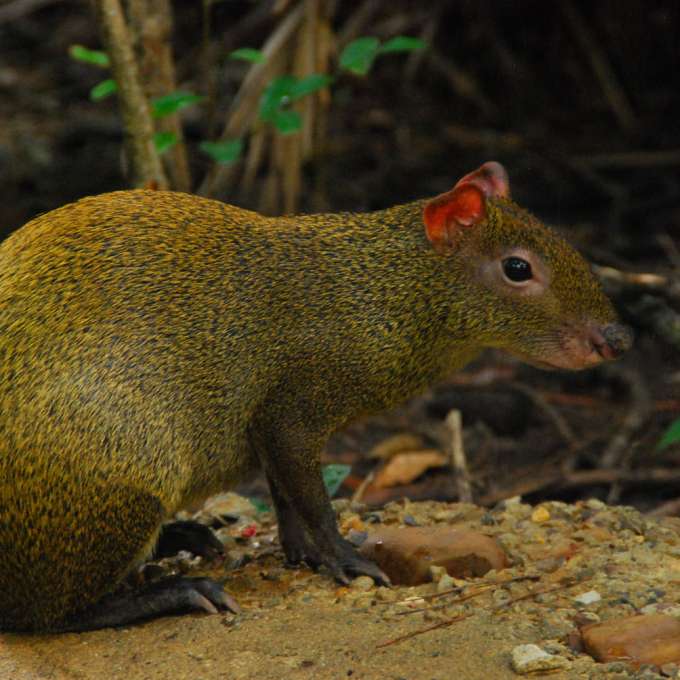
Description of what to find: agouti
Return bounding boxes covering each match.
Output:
[0,162,631,632]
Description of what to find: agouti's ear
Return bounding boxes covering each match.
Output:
[423,161,510,253]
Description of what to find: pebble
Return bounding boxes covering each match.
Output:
[358,526,508,585]
[510,644,570,674]
[582,613,680,666]
[350,576,375,592]
[530,506,550,523]
[375,587,398,602]
[436,574,456,593]
[574,589,602,605]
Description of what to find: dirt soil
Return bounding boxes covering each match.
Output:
[3,497,680,680]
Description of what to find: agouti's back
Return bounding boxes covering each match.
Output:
[0,163,632,631]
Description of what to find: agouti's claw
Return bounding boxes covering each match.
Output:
[56,576,240,632]
[341,558,391,587]
[190,577,241,614]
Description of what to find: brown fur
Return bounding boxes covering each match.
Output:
[0,189,619,631]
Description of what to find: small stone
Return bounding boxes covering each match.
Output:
[531,506,551,523]
[376,587,398,602]
[510,644,570,674]
[346,529,368,547]
[436,574,456,593]
[661,662,680,677]
[350,576,375,592]
[604,661,628,673]
[574,611,601,625]
[641,604,680,618]
[358,526,509,586]
[492,589,512,606]
[429,565,447,580]
[574,590,602,605]
[339,514,366,533]
[585,498,606,510]
[331,498,352,514]
[351,595,374,609]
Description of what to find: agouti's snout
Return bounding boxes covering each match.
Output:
[591,323,634,361]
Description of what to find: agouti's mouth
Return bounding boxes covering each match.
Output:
[510,322,633,372]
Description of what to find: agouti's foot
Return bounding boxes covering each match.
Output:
[324,538,391,586]
[282,531,390,586]
[155,520,224,560]
[58,576,240,632]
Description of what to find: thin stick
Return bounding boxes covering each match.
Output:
[377,577,591,648]
[510,382,576,448]
[446,410,472,503]
[562,467,680,487]
[600,366,652,470]
[575,150,680,169]
[593,265,674,292]
[96,0,167,188]
[647,497,680,518]
[127,0,192,191]
[0,0,62,24]
[561,1,636,132]
[351,470,375,504]
[198,3,305,197]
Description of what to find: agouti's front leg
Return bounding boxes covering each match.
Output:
[251,422,389,585]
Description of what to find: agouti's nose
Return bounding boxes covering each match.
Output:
[591,323,634,360]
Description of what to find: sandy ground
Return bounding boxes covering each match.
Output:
[2,498,679,680]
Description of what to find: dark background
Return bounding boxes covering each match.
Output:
[0,0,678,510]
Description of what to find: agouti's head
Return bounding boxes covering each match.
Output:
[423,162,632,370]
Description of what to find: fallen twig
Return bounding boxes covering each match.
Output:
[600,366,652,476]
[377,576,591,648]
[510,382,576,449]
[647,497,680,518]
[446,409,473,503]
[574,149,680,169]
[561,1,636,132]
[0,0,62,24]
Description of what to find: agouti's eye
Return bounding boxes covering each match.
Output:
[502,257,533,282]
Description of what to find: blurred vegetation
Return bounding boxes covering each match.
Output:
[68,0,424,213]
[0,0,678,511]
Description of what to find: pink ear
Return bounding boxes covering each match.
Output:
[423,161,510,252]
[455,161,510,198]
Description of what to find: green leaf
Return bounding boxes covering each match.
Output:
[259,75,297,121]
[229,47,265,64]
[339,36,380,76]
[658,418,680,450]
[379,36,427,54]
[200,139,243,165]
[322,464,351,498]
[259,74,330,134]
[153,131,178,154]
[89,79,117,101]
[248,497,272,514]
[152,91,205,118]
[69,44,110,68]
[289,74,333,99]
[272,109,302,134]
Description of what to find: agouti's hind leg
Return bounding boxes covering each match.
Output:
[154,520,224,560]
[253,426,389,585]
[57,576,240,632]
